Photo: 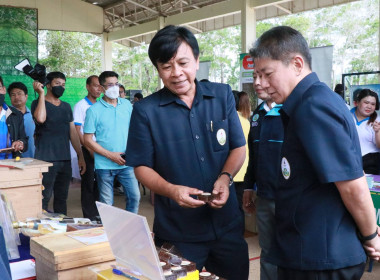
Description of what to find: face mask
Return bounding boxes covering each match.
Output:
[104,85,120,99]
[0,94,4,106]
[51,86,65,98]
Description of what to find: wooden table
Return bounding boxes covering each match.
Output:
[0,158,52,221]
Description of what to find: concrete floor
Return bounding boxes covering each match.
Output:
[58,179,380,280]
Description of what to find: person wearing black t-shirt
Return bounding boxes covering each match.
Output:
[32,72,86,215]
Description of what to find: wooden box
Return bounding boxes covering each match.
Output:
[0,158,52,221]
[30,228,115,280]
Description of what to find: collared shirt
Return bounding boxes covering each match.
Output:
[22,107,35,158]
[243,102,283,199]
[84,97,133,170]
[125,81,245,242]
[350,107,380,156]
[270,72,365,270]
[74,96,96,141]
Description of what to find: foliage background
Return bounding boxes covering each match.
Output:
[2,0,377,109]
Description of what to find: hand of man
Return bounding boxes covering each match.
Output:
[170,185,205,208]
[78,154,86,175]
[32,81,45,96]
[363,227,380,261]
[242,189,256,213]
[209,176,230,209]
[108,152,126,165]
[11,140,24,152]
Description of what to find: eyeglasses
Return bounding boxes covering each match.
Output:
[102,83,120,89]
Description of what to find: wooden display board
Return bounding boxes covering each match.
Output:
[0,158,52,221]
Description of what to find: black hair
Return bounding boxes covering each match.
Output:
[134,92,143,100]
[47,72,66,82]
[0,75,3,87]
[148,25,199,68]
[7,82,28,95]
[334,84,344,95]
[250,26,312,70]
[86,75,98,85]
[99,71,119,86]
[232,90,240,111]
[356,89,379,125]
[119,84,125,91]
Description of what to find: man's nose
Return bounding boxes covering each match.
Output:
[171,65,181,76]
[261,77,270,88]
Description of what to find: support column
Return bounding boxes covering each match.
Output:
[241,0,256,53]
[157,17,165,89]
[101,32,113,71]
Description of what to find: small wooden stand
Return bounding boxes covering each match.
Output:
[0,158,52,221]
[30,227,115,280]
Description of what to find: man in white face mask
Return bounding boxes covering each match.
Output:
[83,71,140,213]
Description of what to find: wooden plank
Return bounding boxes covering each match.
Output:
[0,178,42,187]
[0,168,43,182]
[35,258,116,280]
[1,184,42,221]
[30,228,114,269]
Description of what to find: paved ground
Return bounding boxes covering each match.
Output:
[56,179,380,279]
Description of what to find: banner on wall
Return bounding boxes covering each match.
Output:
[239,53,254,90]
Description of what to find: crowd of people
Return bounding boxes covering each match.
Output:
[0,24,379,279]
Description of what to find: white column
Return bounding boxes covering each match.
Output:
[101,32,113,71]
[157,17,165,89]
[241,0,256,53]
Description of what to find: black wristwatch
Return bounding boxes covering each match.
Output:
[218,171,233,187]
[358,228,378,243]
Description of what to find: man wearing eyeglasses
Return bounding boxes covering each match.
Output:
[83,71,140,213]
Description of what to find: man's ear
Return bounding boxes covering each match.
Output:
[292,55,304,76]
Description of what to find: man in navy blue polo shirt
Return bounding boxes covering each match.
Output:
[125,25,249,279]
[250,26,380,279]
[243,76,283,280]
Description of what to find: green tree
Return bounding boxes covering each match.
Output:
[39,30,102,77]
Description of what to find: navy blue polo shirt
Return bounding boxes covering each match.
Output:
[244,103,283,199]
[125,80,245,242]
[268,72,366,270]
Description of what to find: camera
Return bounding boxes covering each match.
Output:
[14,58,49,86]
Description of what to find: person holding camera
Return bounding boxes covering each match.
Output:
[0,76,27,159]
[32,72,85,215]
[83,71,140,213]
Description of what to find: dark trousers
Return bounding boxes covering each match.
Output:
[81,146,99,218]
[155,225,249,280]
[278,262,366,280]
[42,160,72,215]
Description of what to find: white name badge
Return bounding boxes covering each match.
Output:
[216,129,226,146]
[281,157,291,179]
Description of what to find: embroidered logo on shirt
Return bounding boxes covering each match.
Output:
[251,122,258,127]
[216,129,226,146]
[281,157,291,179]
[252,114,259,121]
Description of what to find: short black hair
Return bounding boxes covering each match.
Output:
[148,25,199,68]
[47,71,66,82]
[86,75,98,85]
[119,84,125,91]
[8,82,28,95]
[134,93,143,100]
[99,71,119,86]
[250,26,312,70]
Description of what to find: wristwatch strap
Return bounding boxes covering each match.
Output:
[358,228,378,243]
[218,171,233,187]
